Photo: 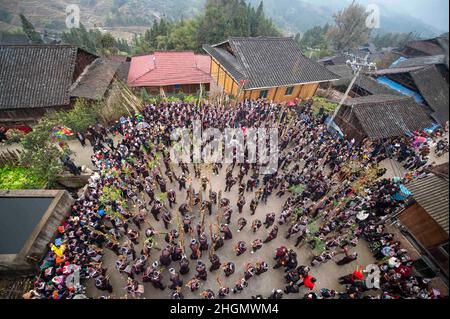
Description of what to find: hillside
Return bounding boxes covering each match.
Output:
[0,0,445,40]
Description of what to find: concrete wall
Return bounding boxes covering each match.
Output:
[0,190,74,275]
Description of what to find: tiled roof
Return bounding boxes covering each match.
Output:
[203,37,339,89]
[368,65,426,76]
[342,95,433,140]
[410,65,449,126]
[127,51,212,87]
[404,39,447,57]
[327,64,398,95]
[406,174,449,233]
[0,45,79,110]
[392,55,446,69]
[70,58,121,100]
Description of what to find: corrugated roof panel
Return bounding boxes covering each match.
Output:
[406,175,449,233]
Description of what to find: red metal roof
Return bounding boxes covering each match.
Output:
[127,51,212,87]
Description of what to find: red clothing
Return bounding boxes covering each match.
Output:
[303,275,315,290]
[352,270,364,281]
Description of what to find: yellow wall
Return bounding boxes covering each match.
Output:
[211,59,220,84]
[241,83,318,103]
[210,58,320,102]
[211,58,241,97]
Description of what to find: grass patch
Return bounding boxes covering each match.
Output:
[0,166,46,189]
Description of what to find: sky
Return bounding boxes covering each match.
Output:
[369,0,449,32]
[301,0,449,32]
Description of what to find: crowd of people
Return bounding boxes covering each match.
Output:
[23,99,447,300]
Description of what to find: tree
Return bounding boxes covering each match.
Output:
[19,14,44,44]
[326,1,370,52]
[20,118,63,187]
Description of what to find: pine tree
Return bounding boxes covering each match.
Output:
[19,14,44,44]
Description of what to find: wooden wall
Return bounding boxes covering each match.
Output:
[73,49,97,83]
[243,83,319,103]
[398,203,448,248]
[210,58,321,103]
[210,58,242,99]
[143,84,210,95]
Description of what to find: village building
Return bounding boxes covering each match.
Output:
[324,64,399,97]
[394,165,449,282]
[333,94,433,143]
[400,35,449,60]
[0,45,121,128]
[368,62,449,127]
[203,37,339,103]
[127,51,212,95]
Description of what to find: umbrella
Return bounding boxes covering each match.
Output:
[136,122,151,130]
[415,136,427,144]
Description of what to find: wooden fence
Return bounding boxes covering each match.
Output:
[0,149,22,167]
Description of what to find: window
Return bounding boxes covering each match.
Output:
[285,86,295,96]
[259,90,269,99]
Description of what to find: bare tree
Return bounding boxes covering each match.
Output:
[327,1,371,52]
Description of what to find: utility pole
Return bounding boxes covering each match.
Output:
[327,54,377,129]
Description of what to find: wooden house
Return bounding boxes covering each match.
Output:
[334,94,433,143]
[0,45,121,128]
[396,169,449,279]
[203,37,339,103]
[127,51,212,95]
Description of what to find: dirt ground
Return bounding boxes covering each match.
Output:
[83,160,377,299]
[1,132,447,299]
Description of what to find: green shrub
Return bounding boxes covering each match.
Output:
[312,96,338,115]
[5,129,26,144]
[183,95,197,103]
[47,99,99,133]
[0,166,46,189]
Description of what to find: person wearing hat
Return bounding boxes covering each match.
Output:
[195,261,207,281]
[237,195,246,214]
[189,239,201,260]
[251,239,263,254]
[209,253,221,272]
[232,278,248,294]
[150,271,165,290]
[162,209,172,230]
[223,262,235,277]
[186,278,200,292]
[160,246,172,266]
[142,262,158,282]
[171,243,183,262]
[263,212,276,229]
[201,289,215,299]
[268,289,283,299]
[251,219,262,233]
[235,241,247,256]
[95,275,113,293]
[255,261,269,275]
[218,285,230,298]
[167,189,176,208]
[179,256,190,275]
[263,225,278,243]
[250,198,258,215]
[169,268,183,290]
[220,224,233,240]
[237,217,247,232]
[244,264,256,280]
[212,233,224,251]
[171,289,184,299]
